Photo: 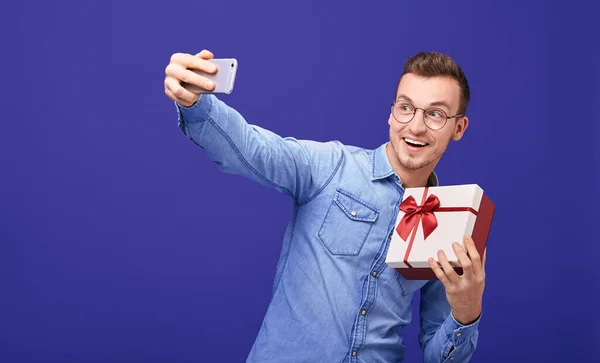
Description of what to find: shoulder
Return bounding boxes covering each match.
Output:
[294,139,374,161]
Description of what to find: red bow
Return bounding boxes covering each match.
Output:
[396,194,441,241]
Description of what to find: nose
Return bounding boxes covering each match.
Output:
[408,109,428,134]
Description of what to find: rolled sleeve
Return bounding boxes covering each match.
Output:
[419,280,481,362]
[175,94,213,129]
[439,312,481,361]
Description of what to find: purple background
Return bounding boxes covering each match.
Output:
[1,0,598,362]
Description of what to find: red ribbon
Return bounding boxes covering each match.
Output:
[396,194,441,241]
[395,187,478,268]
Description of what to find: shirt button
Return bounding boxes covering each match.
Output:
[389,232,393,239]
[352,351,357,357]
[456,332,461,337]
[449,357,454,360]
[371,271,377,277]
[361,309,367,316]
[351,211,357,216]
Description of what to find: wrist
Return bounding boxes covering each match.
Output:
[452,307,481,326]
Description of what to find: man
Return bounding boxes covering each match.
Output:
[164,49,486,362]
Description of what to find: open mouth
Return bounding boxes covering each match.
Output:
[403,137,428,148]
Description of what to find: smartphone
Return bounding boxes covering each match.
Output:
[182,58,238,94]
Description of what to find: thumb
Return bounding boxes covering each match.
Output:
[195,49,214,60]
[482,247,487,268]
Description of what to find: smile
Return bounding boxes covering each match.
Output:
[403,137,429,148]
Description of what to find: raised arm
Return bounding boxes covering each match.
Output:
[164,50,342,203]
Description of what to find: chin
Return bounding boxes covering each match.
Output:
[397,154,431,171]
[393,144,431,171]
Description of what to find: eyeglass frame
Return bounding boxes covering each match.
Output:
[390,99,464,131]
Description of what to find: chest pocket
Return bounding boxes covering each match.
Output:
[318,189,379,256]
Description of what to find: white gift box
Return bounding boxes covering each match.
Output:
[386,184,495,280]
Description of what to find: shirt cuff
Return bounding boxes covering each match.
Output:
[443,311,481,346]
[175,94,214,125]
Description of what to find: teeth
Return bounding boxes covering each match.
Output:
[404,138,426,146]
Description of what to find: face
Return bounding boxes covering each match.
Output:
[387,73,468,172]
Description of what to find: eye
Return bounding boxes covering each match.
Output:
[427,110,444,119]
[397,102,414,112]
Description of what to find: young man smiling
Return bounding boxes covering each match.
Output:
[164,50,486,363]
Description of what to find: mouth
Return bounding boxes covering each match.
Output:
[403,137,429,148]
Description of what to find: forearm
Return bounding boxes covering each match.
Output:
[176,94,342,203]
[422,312,480,363]
[175,95,339,201]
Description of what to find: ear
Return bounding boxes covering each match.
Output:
[451,116,469,141]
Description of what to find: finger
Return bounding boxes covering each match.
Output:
[482,247,487,269]
[170,52,217,74]
[437,249,459,283]
[165,64,215,92]
[463,235,482,271]
[451,241,473,277]
[165,87,181,105]
[428,257,450,286]
[165,76,199,106]
[165,83,196,107]
[195,49,214,60]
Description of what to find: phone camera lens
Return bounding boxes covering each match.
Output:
[231,63,234,67]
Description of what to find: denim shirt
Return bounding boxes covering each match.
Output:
[175,94,481,363]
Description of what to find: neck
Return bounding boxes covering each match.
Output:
[385,142,436,188]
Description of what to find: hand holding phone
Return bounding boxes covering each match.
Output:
[164,50,238,107]
[182,58,238,95]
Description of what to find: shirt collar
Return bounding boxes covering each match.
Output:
[371,143,439,187]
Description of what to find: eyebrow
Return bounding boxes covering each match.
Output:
[396,94,452,111]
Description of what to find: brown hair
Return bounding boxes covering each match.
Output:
[398,52,470,115]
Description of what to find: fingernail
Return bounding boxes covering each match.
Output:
[205,81,214,89]
[453,242,460,247]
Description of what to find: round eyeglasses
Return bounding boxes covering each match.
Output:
[391,100,463,131]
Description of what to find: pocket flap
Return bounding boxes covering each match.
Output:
[333,189,379,223]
